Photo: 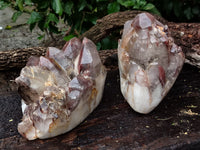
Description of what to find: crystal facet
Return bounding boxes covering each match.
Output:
[118,13,185,114]
[15,37,107,140]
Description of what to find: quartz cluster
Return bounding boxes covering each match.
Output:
[118,13,185,114]
[15,37,107,140]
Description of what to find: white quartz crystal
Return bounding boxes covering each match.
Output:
[15,37,107,140]
[118,13,185,114]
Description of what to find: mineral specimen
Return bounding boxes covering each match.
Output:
[15,37,107,140]
[118,13,185,114]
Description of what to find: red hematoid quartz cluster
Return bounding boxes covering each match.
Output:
[118,13,185,114]
[15,37,107,140]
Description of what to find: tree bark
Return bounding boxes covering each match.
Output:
[79,10,168,43]
[80,11,200,68]
[1,64,200,149]
[0,47,46,71]
[0,47,117,71]
[168,23,200,68]
[0,10,199,70]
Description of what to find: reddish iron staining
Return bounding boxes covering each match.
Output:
[158,65,166,86]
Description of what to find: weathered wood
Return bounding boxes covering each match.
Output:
[0,47,46,71]
[0,48,117,71]
[80,11,200,68]
[0,63,200,149]
[0,10,199,70]
[1,11,200,149]
[168,23,200,68]
[80,10,167,43]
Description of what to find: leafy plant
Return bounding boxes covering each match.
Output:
[1,0,160,49]
[149,0,200,22]
[0,1,10,10]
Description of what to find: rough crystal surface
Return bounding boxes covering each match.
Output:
[15,37,107,140]
[118,13,185,114]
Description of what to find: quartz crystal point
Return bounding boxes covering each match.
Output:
[118,13,185,114]
[15,37,107,140]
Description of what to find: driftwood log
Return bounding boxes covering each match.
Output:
[1,10,200,150]
[1,60,200,149]
[80,11,200,68]
[0,11,200,70]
